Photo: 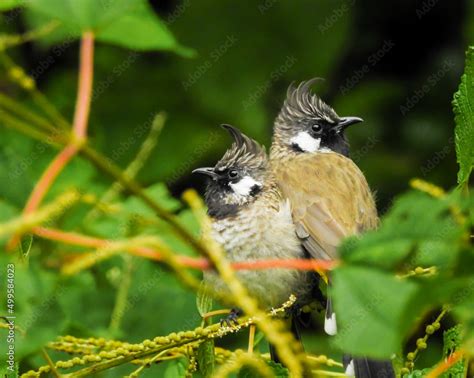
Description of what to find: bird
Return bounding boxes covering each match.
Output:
[270,78,395,378]
[192,124,315,368]
[192,124,313,312]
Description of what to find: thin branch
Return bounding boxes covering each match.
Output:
[24,145,79,214]
[73,31,94,140]
[79,145,210,258]
[31,227,337,272]
[7,31,95,250]
[425,351,464,378]
[0,93,58,133]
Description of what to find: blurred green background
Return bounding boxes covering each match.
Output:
[0,0,472,376]
[2,0,472,210]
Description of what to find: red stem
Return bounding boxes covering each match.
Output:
[73,31,94,139]
[426,352,464,378]
[7,32,95,251]
[23,145,79,213]
[33,227,337,272]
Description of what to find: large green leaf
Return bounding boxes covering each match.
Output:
[453,46,474,185]
[339,191,465,271]
[24,0,192,54]
[332,266,422,358]
[0,0,23,11]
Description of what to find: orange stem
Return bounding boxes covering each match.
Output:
[426,352,464,378]
[23,145,79,213]
[32,227,337,272]
[7,32,95,251]
[73,31,94,139]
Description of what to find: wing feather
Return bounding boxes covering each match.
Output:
[273,153,377,260]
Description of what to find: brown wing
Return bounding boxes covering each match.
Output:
[273,153,378,261]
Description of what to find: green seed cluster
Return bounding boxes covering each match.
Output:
[403,309,446,374]
[20,296,300,377]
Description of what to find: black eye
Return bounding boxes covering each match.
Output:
[228,169,239,179]
[311,123,322,133]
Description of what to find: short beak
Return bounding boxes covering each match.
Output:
[336,116,363,132]
[192,167,219,180]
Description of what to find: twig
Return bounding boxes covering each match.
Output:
[84,113,166,221]
[0,191,80,238]
[41,348,61,378]
[31,226,336,272]
[7,31,95,250]
[73,31,94,140]
[0,50,70,129]
[109,255,134,333]
[425,351,464,378]
[404,307,449,372]
[0,93,58,133]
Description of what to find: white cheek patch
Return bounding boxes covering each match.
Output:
[229,176,261,196]
[290,131,320,152]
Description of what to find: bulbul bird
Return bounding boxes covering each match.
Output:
[270,79,395,378]
[193,124,313,311]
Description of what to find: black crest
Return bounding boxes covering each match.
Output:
[278,78,340,127]
[216,124,267,171]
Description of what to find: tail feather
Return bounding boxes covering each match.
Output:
[343,355,395,378]
[324,296,337,335]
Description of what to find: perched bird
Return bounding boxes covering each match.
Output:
[270,79,395,377]
[193,124,313,311]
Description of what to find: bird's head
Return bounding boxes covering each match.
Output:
[193,124,267,218]
[272,78,363,157]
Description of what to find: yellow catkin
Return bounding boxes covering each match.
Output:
[410,178,445,198]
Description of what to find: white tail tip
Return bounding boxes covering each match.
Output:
[324,312,337,335]
[344,359,355,376]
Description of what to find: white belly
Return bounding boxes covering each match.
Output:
[205,200,312,308]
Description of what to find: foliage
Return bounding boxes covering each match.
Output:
[453,46,474,187]
[0,1,473,378]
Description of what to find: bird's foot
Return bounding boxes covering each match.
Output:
[220,308,242,327]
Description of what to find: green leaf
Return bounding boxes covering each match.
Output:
[266,361,290,377]
[441,325,467,377]
[0,0,23,11]
[163,358,188,378]
[196,282,213,317]
[97,1,194,56]
[17,234,33,260]
[197,339,215,377]
[340,191,464,271]
[25,0,193,54]
[332,266,421,358]
[237,361,289,378]
[452,46,474,185]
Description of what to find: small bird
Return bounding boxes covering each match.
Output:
[270,79,395,378]
[193,124,313,311]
